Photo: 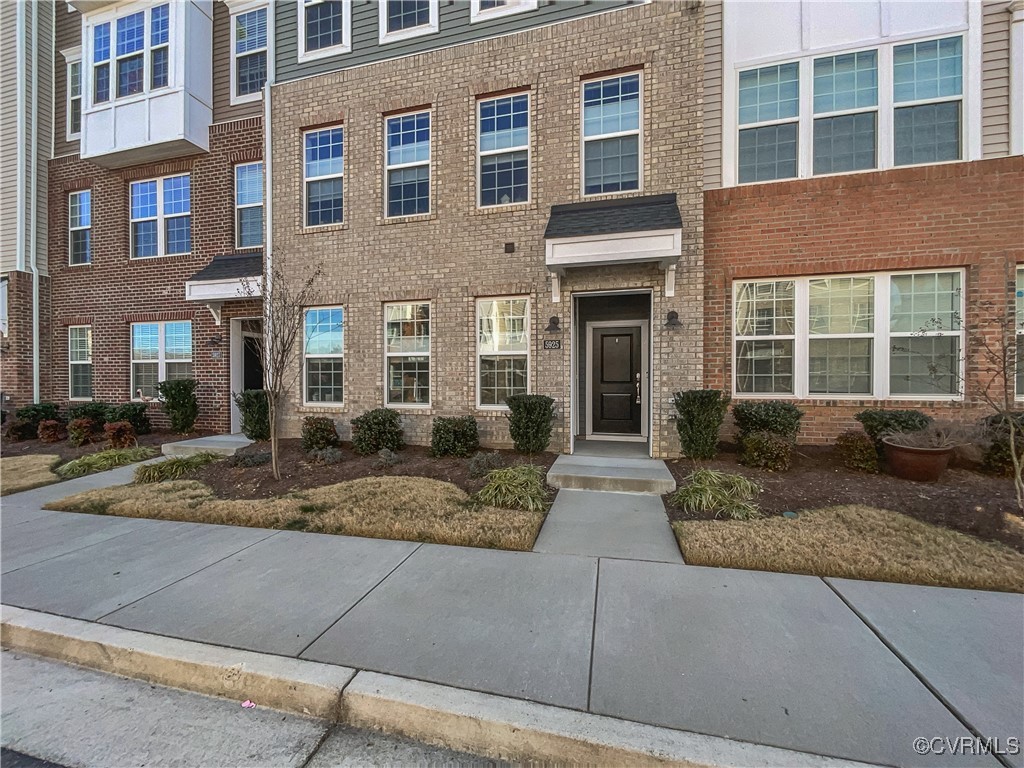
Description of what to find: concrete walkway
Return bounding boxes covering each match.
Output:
[1,469,1022,768]
[162,433,252,457]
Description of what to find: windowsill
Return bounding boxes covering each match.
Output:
[297,44,352,64]
[471,201,536,216]
[67,261,92,268]
[234,244,264,252]
[733,157,968,188]
[130,253,192,260]
[229,91,263,107]
[68,397,93,402]
[377,212,435,226]
[298,403,346,413]
[580,188,644,201]
[301,222,348,235]
[731,393,966,403]
[386,403,432,412]
[470,2,537,24]
[379,25,438,45]
[476,405,511,412]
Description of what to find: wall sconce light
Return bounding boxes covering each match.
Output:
[544,316,561,333]
[206,334,224,347]
[664,311,682,328]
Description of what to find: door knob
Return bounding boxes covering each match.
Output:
[635,372,641,404]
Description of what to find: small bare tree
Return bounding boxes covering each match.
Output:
[242,252,323,480]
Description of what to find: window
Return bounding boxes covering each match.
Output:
[477,297,529,407]
[738,63,799,183]
[385,302,430,406]
[813,51,877,175]
[93,22,110,104]
[235,162,263,248]
[67,55,82,139]
[69,326,93,400]
[130,174,191,258]
[0,279,7,337]
[733,270,963,399]
[131,321,192,399]
[304,307,344,404]
[469,0,538,23]
[582,73,641,195]
[379,0,438,44]
[232,5,267,103]
[478,93,529,207]
[304,127,344,227]
[90,5,170,106]
[299,0,351,60]
[69,190,92,265]
[116,11,145,98]
[150,4,169,89]
[1017,267,1024,398]
[893,36,963,166]
[385,111,430,217]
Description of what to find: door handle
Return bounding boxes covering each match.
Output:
[635,372,641,404]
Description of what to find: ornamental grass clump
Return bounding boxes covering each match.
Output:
[134,453,220,484]
[54,447,158,479]
[476,464,547,513]
[671,468,762,521]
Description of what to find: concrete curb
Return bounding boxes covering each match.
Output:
[2,606,878,767]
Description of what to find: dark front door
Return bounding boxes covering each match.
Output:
[242,336,264,391]
[591,325,642,435]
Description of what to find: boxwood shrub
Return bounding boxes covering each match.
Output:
[157,378,199,434]
[739,431,793,472]
[732,400,804,441]
[854,408,932,450]
[835,429,878,473]
[67,402,111,427]
[233,390,270,441]
[107,403,151,435]
[301,416,340,452]
[505,394,555,454]
[672,389,730,460]
[351,408,404,455]
[431,416,480,457]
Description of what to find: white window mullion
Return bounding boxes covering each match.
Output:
[877,45,894,171]
[793,278,809,398]
[875,273,890,398]
[797,57,814,180]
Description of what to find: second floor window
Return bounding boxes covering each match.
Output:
[380,0,437,43]
[304,127,344,227]
[116,11,146,98]
[478,93,529,206]
[93,23,111,103]
[130,174,191,258]
[385,111,430,217]
[67,57,82,139]
[232,6,267,102]
[300,0,350,59]
[236,162,264,248]
[582,73,641,195]
[893,37,963,166]
[69,190,91,266]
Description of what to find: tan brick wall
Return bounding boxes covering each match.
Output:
[270,2,704,457]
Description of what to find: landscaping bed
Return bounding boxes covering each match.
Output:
[1,430,199,462]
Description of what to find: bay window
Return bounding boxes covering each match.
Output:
[477,297,529,407]
[131,321,192,399]
[89,4,170,107]
[304,307,344,405]
[385,302,430,406]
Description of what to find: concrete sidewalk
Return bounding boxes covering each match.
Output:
[1,471,1021,767]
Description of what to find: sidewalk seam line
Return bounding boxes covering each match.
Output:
[586,558,601,711]
[0,520,154,576]
[298,723,337,768]
[821,578,1013,768]
[296,543,424,659]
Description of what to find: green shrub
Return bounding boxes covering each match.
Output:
[308,446,344,465]
[228,451,273,468]
[476,465,547,512]
[106,403,151,435]
[505,394,555,454]
[3,418,35,442]
[15,403,61,431]
[854,408,932,450]
[68,418,98,447]
[233,390,270,441]
[732,400,803,440]
[351,408,403,455]
[468,450,504,479]
[673,389,730,460]
[739,431,793,472]
[55,447,158,479]
[982,413,1024,476]
[375,447,402,469]
[134,453,219,484]
[157,378,199,434]
[835,429,879,473]
[67,402,111,427]
[301,416,340,452]
[37,419,67,443]
[670,469,761,520]
[431,416,479,457]
[104,421,136,449]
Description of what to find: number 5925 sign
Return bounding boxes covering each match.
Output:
[543,340,561,350]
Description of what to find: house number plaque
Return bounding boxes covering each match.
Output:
[543,340,562,350]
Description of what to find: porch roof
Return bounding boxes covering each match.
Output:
[186,252,263,284]
[544,193,682,240]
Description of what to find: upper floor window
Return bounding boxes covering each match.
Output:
[385,111,431,218]
[69,190,92,266]
[478,93,529,207]
[299,0,351,61]
[90,4,170,107]
[304,127,344,227]
[66,53,83,140]
[93,23,111,103]
[150,4,169,89]
[379,0,438,44]
[231,5,267,104]
[236,162,264,248]
[735,35,964,184]
[130,174,191,258]
[469,0,538,23]
[582,73,641,196]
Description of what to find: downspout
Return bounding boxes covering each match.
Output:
[15,4,26,278]
[262,1,275,367]
[28,1,41,403]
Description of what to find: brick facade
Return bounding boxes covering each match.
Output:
[270,2,704,457]
[0,270,51,411]
[704,156,1024,443]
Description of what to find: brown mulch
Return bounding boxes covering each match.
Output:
[664,444,1022,551]
[0,430,203,463]
[193,439,558,500]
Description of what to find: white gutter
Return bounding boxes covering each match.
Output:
[15,3,26,276]
[262,5,275,387]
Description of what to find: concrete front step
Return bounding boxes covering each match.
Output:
[162,434,253,458]
[547,454,676,494]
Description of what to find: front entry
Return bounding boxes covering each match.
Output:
[230,318,265,434]
[591,326,642,435]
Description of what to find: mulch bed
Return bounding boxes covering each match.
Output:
[664,444,1022,551]
[0,431,202,463]
[193,439,558,500]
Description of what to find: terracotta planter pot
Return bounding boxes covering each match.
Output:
[882,438,955,482]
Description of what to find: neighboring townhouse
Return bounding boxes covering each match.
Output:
[703,0,1024,442]
[40,0,269,432]
[269,0,704,457]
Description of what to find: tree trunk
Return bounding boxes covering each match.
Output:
[1009,417,1023,513]
[269,399,281,481]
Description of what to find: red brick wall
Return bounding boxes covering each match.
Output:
[46,117,263,432]
[704,156,1024,443]
[0,270,51,413]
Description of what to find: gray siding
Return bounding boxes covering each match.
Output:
[981,0,1011,159]
[277,0,640,83]
[702,0,722,190]
[1,1,18,273]
[213,0,265,124]
[53,3,82,159]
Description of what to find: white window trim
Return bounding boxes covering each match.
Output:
[235,162,264,249]
[68,325,93,402]
[229,1,269,106]
[68,190,91,266]
[579,70,644,198]
[384,301,432,408]
[731,268,966,402]
[130,321,193,401]
[62,46,83,142]
[129,173,191,259]
[475,296,531,410]
[476,91,531,209]
[384,109,432,219]
[1016,265,1023,400]
[723,13,983,188]
[303,125,344,230]
[469,0,538,24]
[0,279,8,337]
[302,306,345,407]
[297,0,352,63]
[378,0,439,45]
